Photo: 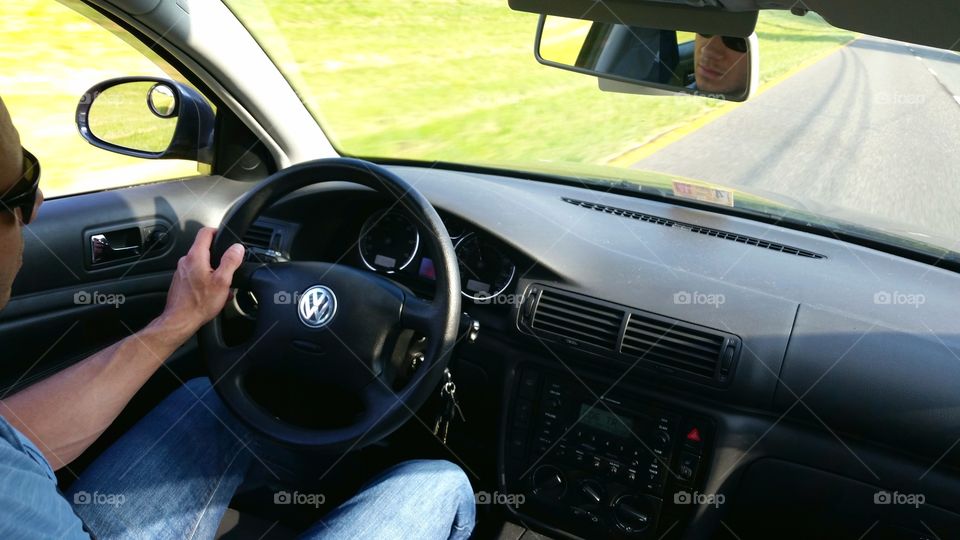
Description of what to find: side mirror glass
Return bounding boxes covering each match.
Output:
[147,83,177,118]
[536,15,758,102]
[76,77,215,162]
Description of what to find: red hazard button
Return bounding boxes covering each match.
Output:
[685,427,702,443]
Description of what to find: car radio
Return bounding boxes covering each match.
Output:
[502,366,714,539]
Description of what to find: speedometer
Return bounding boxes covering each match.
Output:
[358,210,419,273]
[455,233,516,301]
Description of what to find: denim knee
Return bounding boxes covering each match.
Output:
[390,459,475,513]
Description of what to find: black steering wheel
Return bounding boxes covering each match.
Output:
[199,158,461,452]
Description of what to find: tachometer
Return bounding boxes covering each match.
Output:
[358,210,419,273]
[455,233,516,301]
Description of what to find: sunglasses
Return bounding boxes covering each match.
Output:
[1,148,41,225]
[698,34,749,54]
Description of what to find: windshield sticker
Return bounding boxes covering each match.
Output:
[672,181,735,207]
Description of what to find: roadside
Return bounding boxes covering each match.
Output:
[628,35,960,251]
[608,35,857,167]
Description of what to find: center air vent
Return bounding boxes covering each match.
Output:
[621,312,733,380]
[520,285,740,386]
[563,197,825,259]
[242,223,275,250]
[531,289,622,350]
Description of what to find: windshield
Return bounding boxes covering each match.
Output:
[226,1,960,261]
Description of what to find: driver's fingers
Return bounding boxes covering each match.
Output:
[213,243,245,283]
[189,227,216,266]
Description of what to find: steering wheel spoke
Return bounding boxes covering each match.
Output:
[400,294,439,335]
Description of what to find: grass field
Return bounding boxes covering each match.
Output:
[232,1,855,168]
[0,1,197,198]
[0,1,855,197]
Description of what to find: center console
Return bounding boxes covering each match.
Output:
[501,365,715,539]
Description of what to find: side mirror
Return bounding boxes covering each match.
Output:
[536,15,758,102]
[76,77,215,163]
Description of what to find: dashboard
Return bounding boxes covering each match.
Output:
[244,167,960,539]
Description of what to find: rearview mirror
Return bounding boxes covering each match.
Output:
[76,77,215,163]
[536,15,758,101]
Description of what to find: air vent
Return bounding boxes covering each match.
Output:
[563,197,825,259]
[242,223,275,250]
[520,285,740,386]
[621,313,734,380]
[531,288,623,350]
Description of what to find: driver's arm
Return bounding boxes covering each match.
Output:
[0,227,245,470]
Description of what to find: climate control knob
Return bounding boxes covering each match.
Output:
[530,465,566,499]
[613,494,656,535]
[578,478,604,504]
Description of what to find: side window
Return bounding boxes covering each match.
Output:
[0,1,206,198]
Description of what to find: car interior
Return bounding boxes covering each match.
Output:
[2,0,960,539]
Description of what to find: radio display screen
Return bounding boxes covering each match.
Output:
[579,404,633,438]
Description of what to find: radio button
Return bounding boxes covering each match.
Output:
[544,377,566,394]
[514,400,533,428]
[654,430,671,447]
[508,428,527,459]
[644,478,665,495]
[677,452,700,483]
[544,396,564,412]
[554,443,569,460]
[571,506,602,525]
[519,371,540,399]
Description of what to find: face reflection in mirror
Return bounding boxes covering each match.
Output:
[693,34,750,96]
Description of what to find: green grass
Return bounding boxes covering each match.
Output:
[0,1,855,198]
[0,1,197,198]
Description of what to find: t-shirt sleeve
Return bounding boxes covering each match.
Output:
[0,416,90,539]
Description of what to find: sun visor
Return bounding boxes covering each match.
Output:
[801,0,960,52]
[508,0,758,37]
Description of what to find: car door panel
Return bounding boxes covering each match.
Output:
[0,175,252,394]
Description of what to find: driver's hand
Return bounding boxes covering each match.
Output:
[159,227,245,336]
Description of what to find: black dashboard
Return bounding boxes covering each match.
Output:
[241,166,960,539]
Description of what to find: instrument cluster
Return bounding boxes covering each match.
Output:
[357,209,517,301]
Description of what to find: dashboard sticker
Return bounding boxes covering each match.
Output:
[672,180,735,207]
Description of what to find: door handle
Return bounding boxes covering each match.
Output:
[90,230,141,265]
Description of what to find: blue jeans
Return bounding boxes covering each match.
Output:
[65,378,475,539]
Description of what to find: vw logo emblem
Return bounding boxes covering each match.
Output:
[297,286,337,328]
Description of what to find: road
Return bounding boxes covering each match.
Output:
[632,36,960,250]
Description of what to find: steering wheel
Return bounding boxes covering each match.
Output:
[198,158,461,451]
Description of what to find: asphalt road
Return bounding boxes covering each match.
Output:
[633,36,960,250]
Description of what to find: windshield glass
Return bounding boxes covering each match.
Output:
[226,1,960,260]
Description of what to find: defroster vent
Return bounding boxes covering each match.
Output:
[563,197,825,259]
